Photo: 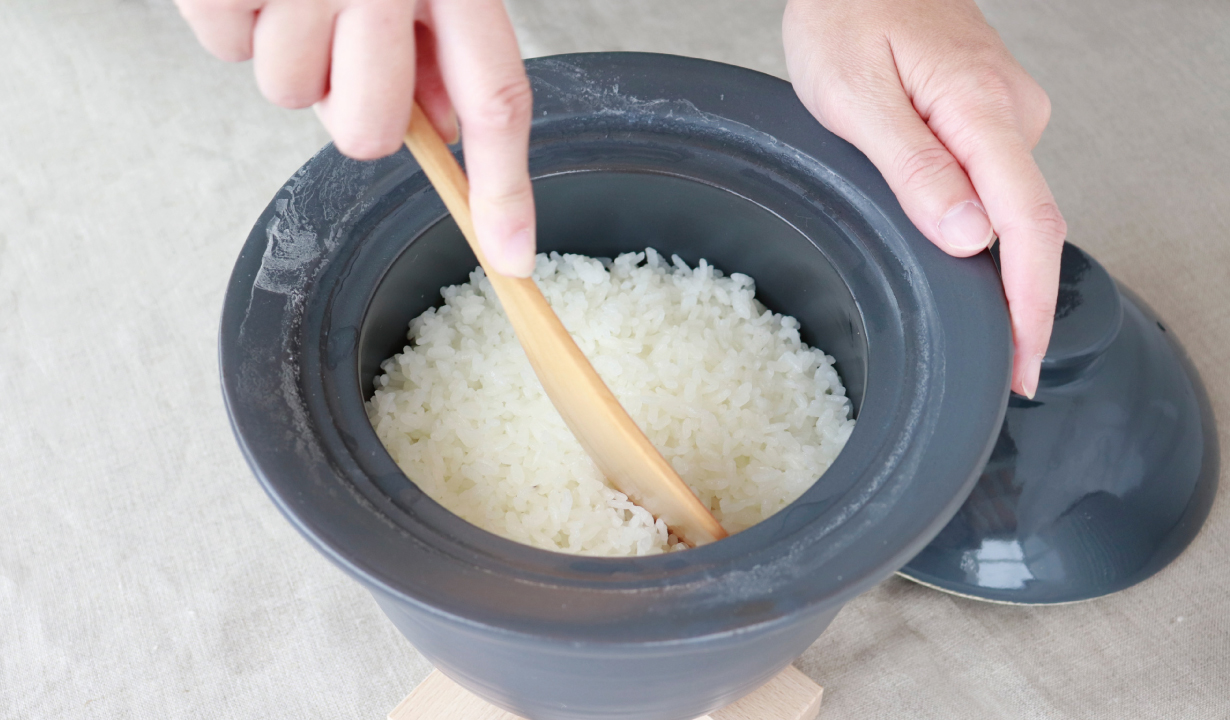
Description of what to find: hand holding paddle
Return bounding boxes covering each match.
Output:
[403,103,728,547]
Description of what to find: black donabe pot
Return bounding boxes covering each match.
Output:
[220,54,1011,720]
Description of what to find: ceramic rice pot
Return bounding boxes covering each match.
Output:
[220,53,1011,720]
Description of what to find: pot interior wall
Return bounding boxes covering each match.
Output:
[359,171,867,419]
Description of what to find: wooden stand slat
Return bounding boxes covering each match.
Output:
[700,666,822,720]
[389,666,821,720]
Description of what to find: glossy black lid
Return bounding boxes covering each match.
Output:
[900,243,1219,604]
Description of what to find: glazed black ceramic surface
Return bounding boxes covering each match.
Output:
[220,53,1011,720]
[901,243,1219,604]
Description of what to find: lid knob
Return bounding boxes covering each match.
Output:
[1040,243,1123,381]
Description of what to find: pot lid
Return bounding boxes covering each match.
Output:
[900,242,1219,604]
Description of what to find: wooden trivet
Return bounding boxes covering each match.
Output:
[389,665,822,720]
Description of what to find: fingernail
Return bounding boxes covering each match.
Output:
[487,228,536,278]
[939,201,995,252]
[1022,353,1044,400]
[443,108,460,145]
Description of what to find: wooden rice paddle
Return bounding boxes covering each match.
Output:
[403,103,727,548]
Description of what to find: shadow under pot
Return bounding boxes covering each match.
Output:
[219,53,1011,720]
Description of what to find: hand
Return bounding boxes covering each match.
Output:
[783,0,1066,398]
[174,0,537,277]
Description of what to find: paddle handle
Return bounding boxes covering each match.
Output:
[403,104,727,547]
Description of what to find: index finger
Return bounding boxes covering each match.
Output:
[949,123,1067,398]
[429,0,536,278]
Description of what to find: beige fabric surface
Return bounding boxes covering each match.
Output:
[2,0,1227,718]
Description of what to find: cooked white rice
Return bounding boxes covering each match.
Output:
[367,249,854,556]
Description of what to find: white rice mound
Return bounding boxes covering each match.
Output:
[367,249,855,556]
